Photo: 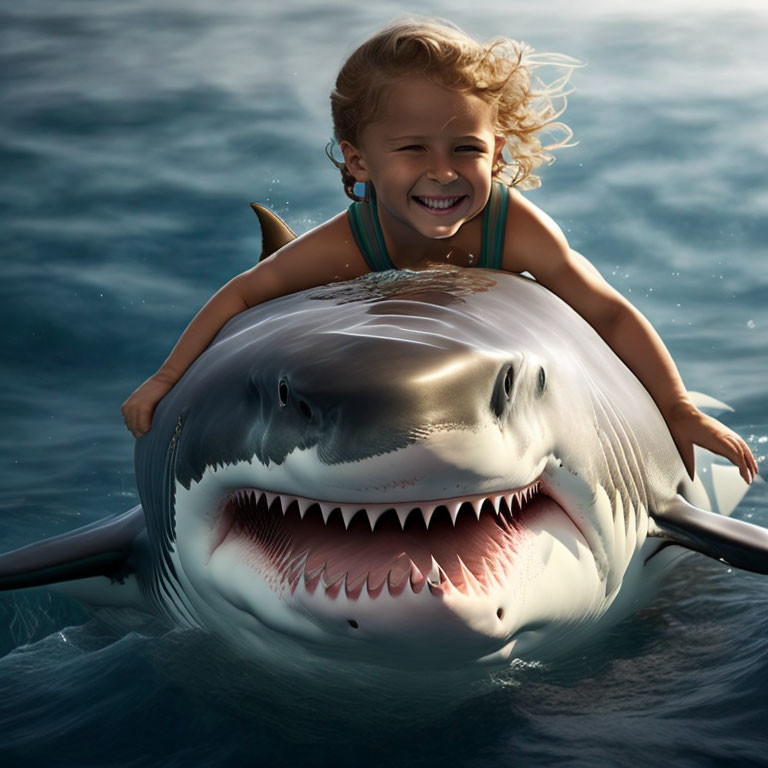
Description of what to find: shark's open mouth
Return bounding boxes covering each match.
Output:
[216,481,548,599]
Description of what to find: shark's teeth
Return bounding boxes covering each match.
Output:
[427,560,456,596]
[225,479,549,602]
[448,500,462,525]
[228,480,542,532]
[319,502,334,523]
[456,555,482,595]
[321,565,344,598]
[304,568,322,594]
[365,507,387,531]
[366,571,386,599]
[426,556,441,586]
[344,571,366,601]
[339,504,362,529]
[409,559,426,594]
[296,497,312,518]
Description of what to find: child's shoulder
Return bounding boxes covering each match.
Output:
[498,187,614,312]
[501,187,571,277]
[254,211,370,294]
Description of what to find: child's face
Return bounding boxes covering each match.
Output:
[341,77,504,241]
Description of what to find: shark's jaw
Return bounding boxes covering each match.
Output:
[216,481,543,602]
[168,451,612,667]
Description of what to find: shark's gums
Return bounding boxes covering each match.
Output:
[2,238,767,668]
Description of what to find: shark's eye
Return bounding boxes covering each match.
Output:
[503,367,514,398]
[278,378,289,407]
[537,366,547,395]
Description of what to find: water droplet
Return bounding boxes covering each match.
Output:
[747,320,756,329]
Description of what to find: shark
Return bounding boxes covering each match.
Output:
[1,206,766,669]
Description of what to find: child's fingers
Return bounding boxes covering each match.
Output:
[730,435,754,484]
[122,403,148,438]
[731,433,757,484]
[704,427,752,484]
[132,406,153,438]
[746,440,759,479]
[675,410,758,485]
[741,438,759,484]
[729,439,750,484]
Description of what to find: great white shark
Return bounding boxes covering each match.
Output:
[1,206,766,668]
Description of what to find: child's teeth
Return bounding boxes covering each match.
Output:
[418,197,460,209]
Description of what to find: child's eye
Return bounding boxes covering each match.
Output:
[456,145,484,153]
[396,144,425,152]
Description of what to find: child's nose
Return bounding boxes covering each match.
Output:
[426,162,458,185]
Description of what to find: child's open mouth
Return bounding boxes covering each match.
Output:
[412,195,467,215]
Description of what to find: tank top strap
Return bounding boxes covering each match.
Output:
[478,181,509,270]
[347,185,396,272]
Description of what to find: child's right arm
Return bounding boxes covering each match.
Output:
[121,213,368,437]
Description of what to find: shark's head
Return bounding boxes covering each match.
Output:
[135,269,687,667]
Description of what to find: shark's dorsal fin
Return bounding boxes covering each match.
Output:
[250,203,297,261]
[0,505,145,591]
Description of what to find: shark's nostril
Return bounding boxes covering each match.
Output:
[348,619,359,629]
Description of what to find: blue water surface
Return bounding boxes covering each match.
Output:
[1,1,767,766]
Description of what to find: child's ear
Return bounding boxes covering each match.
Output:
[339,141,371,183]
[492,136,506,172]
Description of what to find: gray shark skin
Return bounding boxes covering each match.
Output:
[0,266,764,669]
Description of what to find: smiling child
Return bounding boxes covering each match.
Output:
[121,18,757,484]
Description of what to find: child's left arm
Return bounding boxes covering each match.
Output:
[504,190,758,484]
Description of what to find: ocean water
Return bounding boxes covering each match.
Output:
[1,0,767,765]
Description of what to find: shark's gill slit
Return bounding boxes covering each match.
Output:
[223,482,545,599]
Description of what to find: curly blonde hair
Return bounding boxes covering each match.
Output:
[329,18,580,200]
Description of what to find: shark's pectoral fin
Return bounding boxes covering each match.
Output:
[687,391,735,414]
[649,495,768,574]
[0,505,146,592]
[691,448,754,518]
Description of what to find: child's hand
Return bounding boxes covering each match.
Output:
[121,374,175,438]
[666,400,758,484]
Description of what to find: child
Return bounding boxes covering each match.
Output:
[121,18,757,484]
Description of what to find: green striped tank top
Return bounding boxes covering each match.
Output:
[347,181,509,272]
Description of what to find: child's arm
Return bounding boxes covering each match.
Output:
[504,190,758,484]
[121,214,368,437]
